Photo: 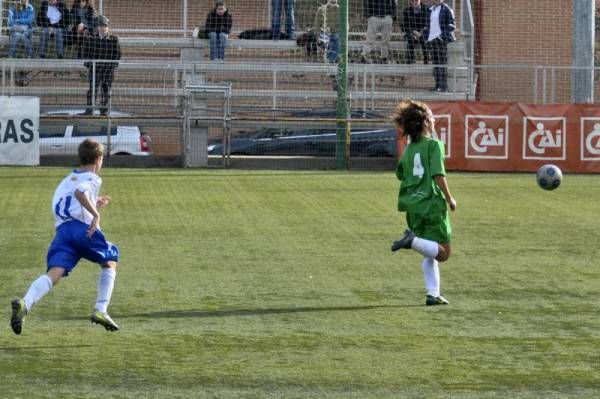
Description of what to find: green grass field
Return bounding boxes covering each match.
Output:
[1,167,599,398]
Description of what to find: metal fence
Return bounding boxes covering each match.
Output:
[1,0,461,36]
[1,59,599,167]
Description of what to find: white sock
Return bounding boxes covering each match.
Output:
[95,268,116,314]
[422,257,440,297]
[23,274,53,311]
[411,237,439,258]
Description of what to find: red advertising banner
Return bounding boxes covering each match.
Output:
[397,102,600,173]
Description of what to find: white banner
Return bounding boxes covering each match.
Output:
[0,96,40,166]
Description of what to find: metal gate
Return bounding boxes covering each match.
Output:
[183,84,232,167]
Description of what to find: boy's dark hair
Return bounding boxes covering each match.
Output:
[78,139,104,165]
[392,100,434,143]
[215,0,225,7]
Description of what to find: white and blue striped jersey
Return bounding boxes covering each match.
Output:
[51,170,102,228]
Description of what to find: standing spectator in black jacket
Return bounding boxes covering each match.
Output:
[83,15,121,115]
[425,0,455,92]
[69,0,96,58]
[205,1,232,62]
[38,0,68,58]
[403,0,429,64]
[361,0,396,63]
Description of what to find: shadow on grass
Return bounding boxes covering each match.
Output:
[0,344,93,351]
[121,304,421,319]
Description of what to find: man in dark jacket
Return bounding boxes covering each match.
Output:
[361,0,396,63]
[83,15,121,115]
[204,1,232,61]
[37,0,68,58]
[402,0,429,64]
[424,0,455,92]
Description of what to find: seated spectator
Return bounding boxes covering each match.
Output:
[403,0,429,64]
[69,0,96,58]
[83,15,121,115]
[7,0,35,58]
[313,0,340,64]
[361,0,396,64]
[271,0,295,41]
[38,0,68,59]
[204,1,232,62]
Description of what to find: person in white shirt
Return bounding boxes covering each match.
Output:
[424,0,455,92]
[37,0,68,58]
[11,139,121,335]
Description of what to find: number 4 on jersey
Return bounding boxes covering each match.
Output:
[413,153,424,178]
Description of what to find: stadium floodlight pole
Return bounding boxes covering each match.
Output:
[571,0,595,103]
[183,0,188,38]
[335,0,349,170]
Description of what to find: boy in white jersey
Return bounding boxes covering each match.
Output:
[11,139,120,334]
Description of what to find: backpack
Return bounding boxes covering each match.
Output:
[296,31,319,57]
[239,28,289,40]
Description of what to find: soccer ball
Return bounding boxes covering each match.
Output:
[536,164,562,191]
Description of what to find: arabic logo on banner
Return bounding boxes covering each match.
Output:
[523,117,566,160]
[432,114,451,158]
[465,115,509,159]
[580,118,600,160]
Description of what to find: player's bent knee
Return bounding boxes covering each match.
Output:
[436,244,452,262]
[436,253,449,262]
[102,261,117,269]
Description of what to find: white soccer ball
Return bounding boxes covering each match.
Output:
[536,164,562,191]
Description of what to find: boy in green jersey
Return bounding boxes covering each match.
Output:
[390,100,457,306]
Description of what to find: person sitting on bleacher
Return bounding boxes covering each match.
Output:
[361,0,396,64]
[38,0,68,59]
[7,0,35,58]
[83,15,121,116]
[313,0,340,64]
[204,1,233,62]
[69,0,97,59]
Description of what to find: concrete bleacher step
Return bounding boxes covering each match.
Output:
[1,36,471,106]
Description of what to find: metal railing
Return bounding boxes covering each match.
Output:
[0,59,473,113]
[2,60,598,111]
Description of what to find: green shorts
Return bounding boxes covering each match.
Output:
[406,210,452,244]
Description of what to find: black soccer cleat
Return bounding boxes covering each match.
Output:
[10,299,27,335]
[425,295,449,306]
[391,229,415,252]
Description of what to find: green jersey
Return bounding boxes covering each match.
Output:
[396,137,447,214]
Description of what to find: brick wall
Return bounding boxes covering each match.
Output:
[476,0,573,102]
[99,0,431,35]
